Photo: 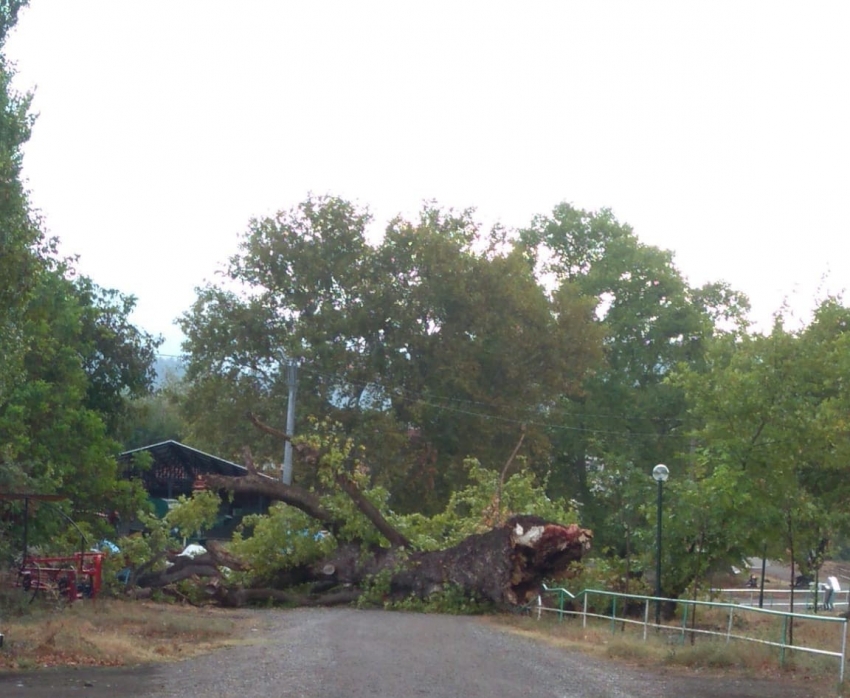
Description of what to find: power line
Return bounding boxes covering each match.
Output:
[296,364,692,439]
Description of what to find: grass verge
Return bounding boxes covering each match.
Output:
[0,595,258,671]
[490,613,842,688]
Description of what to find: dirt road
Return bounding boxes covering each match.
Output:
[0,608,830,697]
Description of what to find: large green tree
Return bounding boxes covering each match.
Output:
[1,264,161,530]
[179,196,605,512]
[668,300,850,599]
[0,2,161,556]
[519,202,750,551]
[0,0,41,413]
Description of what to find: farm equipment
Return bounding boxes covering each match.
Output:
[16,552,104,603]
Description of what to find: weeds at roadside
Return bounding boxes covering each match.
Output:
[492,613,844,687]
[0,596,251,670]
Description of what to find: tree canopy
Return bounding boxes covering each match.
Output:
[179,197,606,512]
[0,1,161,559]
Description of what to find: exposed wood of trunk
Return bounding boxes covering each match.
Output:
[408,515,591,605]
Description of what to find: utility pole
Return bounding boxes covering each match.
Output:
[282,360,298,485]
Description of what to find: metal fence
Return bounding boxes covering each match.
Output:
[537,585,849,683]
[712,586,849,613]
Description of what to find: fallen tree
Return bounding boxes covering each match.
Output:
[127,416,592,609]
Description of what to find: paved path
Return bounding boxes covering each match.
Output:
[0,608,826,698]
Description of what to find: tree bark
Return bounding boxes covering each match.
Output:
[194,515,590,608]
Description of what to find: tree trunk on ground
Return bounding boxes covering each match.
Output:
[131,514,590,608]
[130,418,592,608]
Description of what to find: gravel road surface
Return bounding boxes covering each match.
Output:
[0,608,829,698]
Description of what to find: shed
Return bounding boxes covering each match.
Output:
[118,440,271,539]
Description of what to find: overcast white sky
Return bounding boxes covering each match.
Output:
[6,1,850,354]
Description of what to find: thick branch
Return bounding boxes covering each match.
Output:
[336,471,411,548]
[204,471,342,534]
[246,412,410,548]
[206,540,249,571]
[495,425,527,523]
[246,412,319,461]
[136,552,222,588]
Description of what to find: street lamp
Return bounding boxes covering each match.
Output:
[652,464,669,626]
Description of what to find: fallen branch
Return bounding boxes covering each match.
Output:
[203,469,342,535]
[207,582,361,608]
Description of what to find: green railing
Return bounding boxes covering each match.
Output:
[537,585,849,683]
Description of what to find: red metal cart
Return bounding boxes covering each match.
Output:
[16,552,104,603]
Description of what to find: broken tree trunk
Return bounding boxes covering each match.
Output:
[186,514,589,609]
[138,415,592,608]
[312,514,590,606]
[400,515,589,606]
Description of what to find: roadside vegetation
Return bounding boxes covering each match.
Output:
[495,613,841,693]
[0,595,252,670]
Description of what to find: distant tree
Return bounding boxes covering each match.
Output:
[152,355,186,388]
[124,381,187,449]
[73,276,162,439]
[1,264,157,522]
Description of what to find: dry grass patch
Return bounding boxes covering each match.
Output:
[490,612,845,683]
[0,597,258,671]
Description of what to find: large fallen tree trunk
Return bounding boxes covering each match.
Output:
[201,516,588,608]
[200,486,590,608]
[311,515,590,606]
[132,416,592,608]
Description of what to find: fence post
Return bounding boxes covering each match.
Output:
[680,602,689,644]
[610,596,618,634]
[841,619,848,684]
[779,615,788,668]
[643,600,650,641]
[726,605,734,643]
[558,589,565,621]
[582,592,588,629]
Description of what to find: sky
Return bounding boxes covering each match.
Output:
[6,1,850,355]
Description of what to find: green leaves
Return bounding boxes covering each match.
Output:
[166,490,222,541]
[396,458,579,551]
[670,300,850,582]
[0,4,160,544]
[179,196,605,512]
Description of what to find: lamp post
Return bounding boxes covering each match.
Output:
[652,464,669,626]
